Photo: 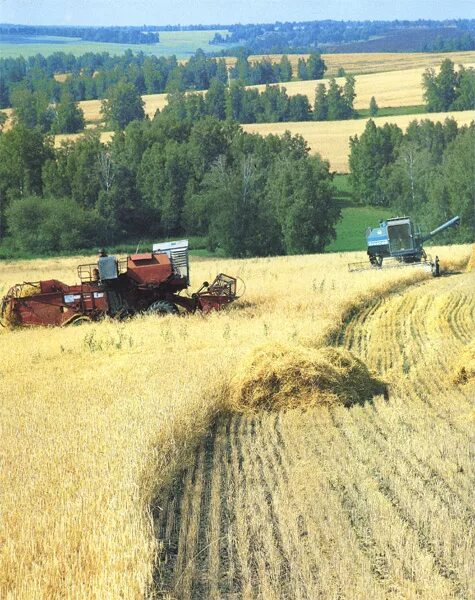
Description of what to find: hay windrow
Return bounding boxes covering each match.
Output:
[228,343,386,412]
[452,342,475,385]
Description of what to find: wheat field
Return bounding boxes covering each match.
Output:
[156,268,474,599]
[250,63,475,109]
[225,51,475,77]
[243,109,475,172]
[0,244,473,599]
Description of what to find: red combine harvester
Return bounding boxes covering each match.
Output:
[1,240,240,328]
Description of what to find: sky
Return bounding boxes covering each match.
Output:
[0,0,473,26]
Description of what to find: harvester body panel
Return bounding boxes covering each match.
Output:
[2,280,109,327]
[386,218,416,256]
[126,253,177,287]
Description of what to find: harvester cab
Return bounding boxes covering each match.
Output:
[349,215,460,274]
[97,254,119,281]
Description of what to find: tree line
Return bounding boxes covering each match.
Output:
[0,113,340,257]
[0,50,326,110]
[422,59,475,112]
[7,76,356,136]
[0,24,159,44]
[212,20,475,54]
[349,118,474,242]
[158,76,355,125]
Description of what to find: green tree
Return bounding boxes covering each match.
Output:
[278,55,293,82]
[379,143,433,214]
[138,140,191,235]
[0,124,53,236]
[215,59,229,85]
[343,75,356,118]
[327,78,344,120]
[233,54,251,83]
[297,58,308,80]
[205,78,226,120]
[314,84,328,121]
[306,52,327,80]
[101,80,145,130]
[43,132,103,209]
[6,196,107,253]
[287,95,311,121]
[349,120,403,205]
[267,155,338,253]
[194,154,282,256]
[51,88,85,134]
[436,59,458,110]
[425,126,475,242]
[11,85,54,132]
[258,85,289,122]
[422,59,458,112]
[452,67,475,111]
[369,96,379,116]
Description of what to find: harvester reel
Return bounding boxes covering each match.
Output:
[147,300,179,316]
[235,276,246,298]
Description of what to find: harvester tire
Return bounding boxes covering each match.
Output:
[64,315,92,326]
[147,300,179,316]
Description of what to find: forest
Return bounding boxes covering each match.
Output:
[348,117,474,241]
[0,114,339,257]
[0,24,159,45]
[212,19,475,54]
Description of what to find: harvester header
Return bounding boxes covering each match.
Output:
[1,241,241,328]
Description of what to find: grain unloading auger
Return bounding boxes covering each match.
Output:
[348,215,460,274]
[0,240,243,328]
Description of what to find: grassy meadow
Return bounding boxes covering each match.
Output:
[0,244,473,598]
[0,30,228,59]
[327,205,393,252]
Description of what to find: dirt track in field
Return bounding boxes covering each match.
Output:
[154,272,474,599]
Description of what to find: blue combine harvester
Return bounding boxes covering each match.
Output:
[348,215,460,274]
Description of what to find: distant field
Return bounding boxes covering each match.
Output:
[249,62,475,110]
[225,50,475,77]
[242,110,475,172]
[0,30,228,59]
[54,130,113,147]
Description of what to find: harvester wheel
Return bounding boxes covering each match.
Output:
[64,315,91,326]
[147,300,179,316]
